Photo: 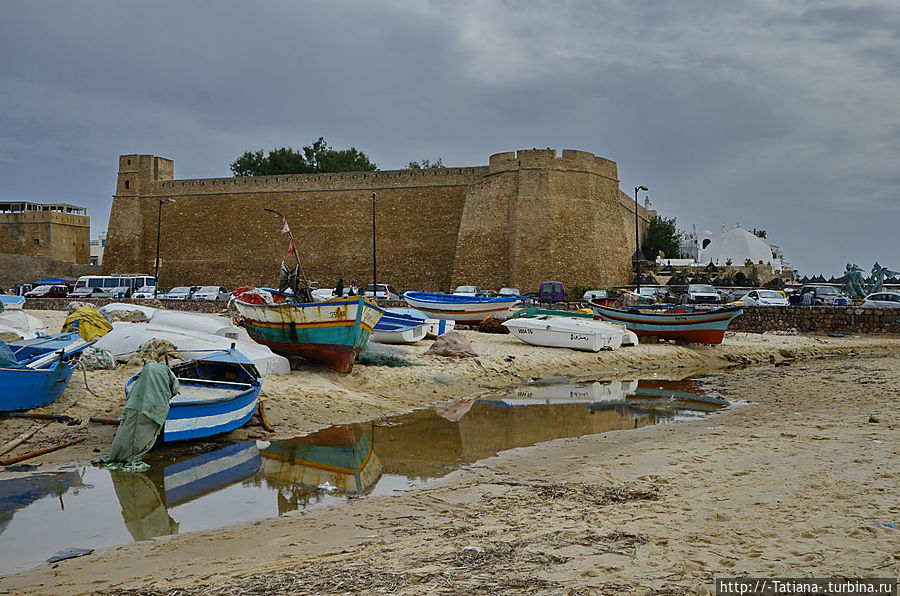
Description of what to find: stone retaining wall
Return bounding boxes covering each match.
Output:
[729,306,900,334]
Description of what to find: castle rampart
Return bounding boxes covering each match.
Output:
[103,150,654,293]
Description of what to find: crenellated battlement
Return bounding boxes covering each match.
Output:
[488,148,618,180]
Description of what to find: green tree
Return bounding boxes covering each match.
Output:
[642,216,681,260]
[230,138,377,176]
[752,228,767,239]
[406,158,445,170]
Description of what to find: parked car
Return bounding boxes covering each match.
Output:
[453,285,480,296]
[164,286,200,300]
[67,286,113,299]
[193,286,231,301]
[132,285,165,299]
[738,289,790,307]
[582,289,608,300]
[860,292,900,308]
[790,284,848,306]
[363,284,400,301]
[681,284,721,305]
[538,281,565,303]
[636,287,666,303]
[499,287,521,297]
[24,285,69,298]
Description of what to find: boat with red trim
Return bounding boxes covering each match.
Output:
[233,289,383,373]
[590,303,742,344]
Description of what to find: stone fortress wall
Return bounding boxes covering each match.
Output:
[102,149,655,293]
[0,210,90,265]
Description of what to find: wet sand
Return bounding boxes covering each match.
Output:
[1,311,899,594]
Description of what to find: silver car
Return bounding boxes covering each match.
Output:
[193,285,231,301]
[860,292,900,308]
[739,289,789,306]
[164,286,200,300]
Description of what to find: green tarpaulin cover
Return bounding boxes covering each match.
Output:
[98,363,179,472]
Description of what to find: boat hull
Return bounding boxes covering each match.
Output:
[234,296,383,373]
[0,361,76,412]
[403,292,519,322]
[163,383,260,442]
[591,304,743,344]
[502,317,624,351]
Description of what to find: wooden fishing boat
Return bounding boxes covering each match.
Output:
[386,307,454,338]
[371,311,428,344]
[502,315,625,351]
[403,291,520,322]
[591,303,743,344]
[125,348,262,442]
[509,308,639,345]
[0,355,77,413]
[233,291,383,374]
[0,333,89,412]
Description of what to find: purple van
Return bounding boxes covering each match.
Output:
[538,281,565,303]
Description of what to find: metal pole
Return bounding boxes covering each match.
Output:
[372,192,377,295]
[154,200,162,299]
[634,186,647,293]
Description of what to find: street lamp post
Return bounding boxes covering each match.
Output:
[634,185,648,293]
[154,199,174,299]
[371,192,377,297]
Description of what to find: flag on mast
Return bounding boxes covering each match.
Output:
[281,219,290,235]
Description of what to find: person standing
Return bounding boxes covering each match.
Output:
[333,278,345,297]
[348,281,358,296]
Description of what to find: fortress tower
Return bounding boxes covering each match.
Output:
[103,149,654,293]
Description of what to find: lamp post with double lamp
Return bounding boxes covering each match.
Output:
[154,199,175,299]
[634,185,648,293]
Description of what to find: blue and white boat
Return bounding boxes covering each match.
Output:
[0,295,26,310]
[125,348,262,442]
[403,291,520,322]
[0,341,79,413]
[371,311,428,344]
[385,307,455,338]
[7,331,91,362]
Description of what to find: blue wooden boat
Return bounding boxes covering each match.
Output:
[0,295,26,310]
[7,331,90,362]
[403,291,520,322]
[0,342,77,413]
[233,291,384,373]
[125,348,262,442]
[371,311,428,344]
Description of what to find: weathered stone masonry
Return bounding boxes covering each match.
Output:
[103,149,655,293]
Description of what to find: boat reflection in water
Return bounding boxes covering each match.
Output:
[0,470,85,534]
[110,441,262,541]
[258,424,383,515]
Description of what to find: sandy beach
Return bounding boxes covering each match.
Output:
[1,310,899,595]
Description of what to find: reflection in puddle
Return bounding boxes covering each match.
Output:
[0,378,726,574]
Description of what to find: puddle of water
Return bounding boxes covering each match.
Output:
[0,378,725,575]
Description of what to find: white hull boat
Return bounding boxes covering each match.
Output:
[502,315,625,351]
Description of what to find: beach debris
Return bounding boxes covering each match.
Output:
[79,345,116,370]
[424,331,477,358]
[1,437,86,466]
[0,422,53,456]
[125,339,179,366]
[47,547,93,564]
[256,400,274,432]
[104,309,149,323]
[868,416,880,423]
[358,342,419,367]
[876,522,897,529]
[317,481,337,493]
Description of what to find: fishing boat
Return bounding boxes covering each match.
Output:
[371,311,428,344]
[233,291,383,374]
[509,308,638,345]
[591,303,743,344]
[124,348,262,442]
[7,331,91,362]
[502,315,625,351]
[0,345,78,413]
[386,307,454,338]
[402,291,520,322]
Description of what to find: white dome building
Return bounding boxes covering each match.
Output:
[697,226,783,272]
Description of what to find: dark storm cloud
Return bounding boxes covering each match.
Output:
[1,0,898,275]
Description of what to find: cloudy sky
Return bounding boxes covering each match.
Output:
[2,0,898,276]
